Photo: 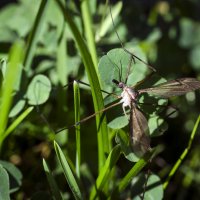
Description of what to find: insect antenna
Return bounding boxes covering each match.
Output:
[109,3,156,73]
[124,55,133,84]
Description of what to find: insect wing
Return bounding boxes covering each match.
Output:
[130,103,151,155]
[138,78,200,98]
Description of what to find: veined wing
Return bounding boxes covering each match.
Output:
[130,102,151,155]
[138,78,200,98]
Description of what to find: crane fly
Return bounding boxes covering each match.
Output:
[53,47,200,156]
[112,77,200,155]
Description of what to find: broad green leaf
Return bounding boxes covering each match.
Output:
[108,115,128,129]
[27,74,51,105]
[54,141,82,200]
[0,160,22,193]
[115,130,139,162]
[148,115,168,136]
[0,164,10,200]
[43,159,63,200]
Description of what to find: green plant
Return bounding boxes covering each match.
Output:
[0,0,200,199]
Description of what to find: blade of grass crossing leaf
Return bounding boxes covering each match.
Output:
[109,150,154,200]
[23,0,49,72]
[89,145,121,200]
[55,0,109,171]
[3,107,33,141]
[163,115,200,190]
[43,159,63,200]
[54,141,83,200]
[0,41,24,147]
[81,0,98,70]
[74,81,81,179]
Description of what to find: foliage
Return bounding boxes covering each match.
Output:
[0,0,200,199]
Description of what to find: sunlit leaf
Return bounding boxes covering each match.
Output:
[27,74,51,105]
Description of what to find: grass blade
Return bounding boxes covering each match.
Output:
[43,159,63,200]
[74,81,81,179]
[23,0,49,71]
[109,150,154,199]
[54,141,83,200]
[55,0,109,170]
[0,41,24,147]
[89,145,121,200]
[2,107,33,141]
[163,115,200,189]
[81,0,98,69]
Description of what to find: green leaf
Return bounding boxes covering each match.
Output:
[108,115,128,129]
[0,160,22,193]
[0,164,10,200]
[148,115,168,136]
[54,141,82,200]
[9,99,26,118]
[89,145,121,200]
[43,159,63,200]
[27,74,51,105]
[115,130,139,162]
[98,47,158,95]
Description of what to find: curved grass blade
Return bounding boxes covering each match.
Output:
[55,0,109,170]
[3,107,33,141]
[139,78,200,98]
[43,159,63,200]
[163,115,200,189]
[109,150,155,200]
[89,145,121,200]
[54,141,83,200]
[0,41,24,147]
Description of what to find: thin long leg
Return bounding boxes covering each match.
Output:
[55,100,122,133]
[140,160,152,200]
[38,79,120,99]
